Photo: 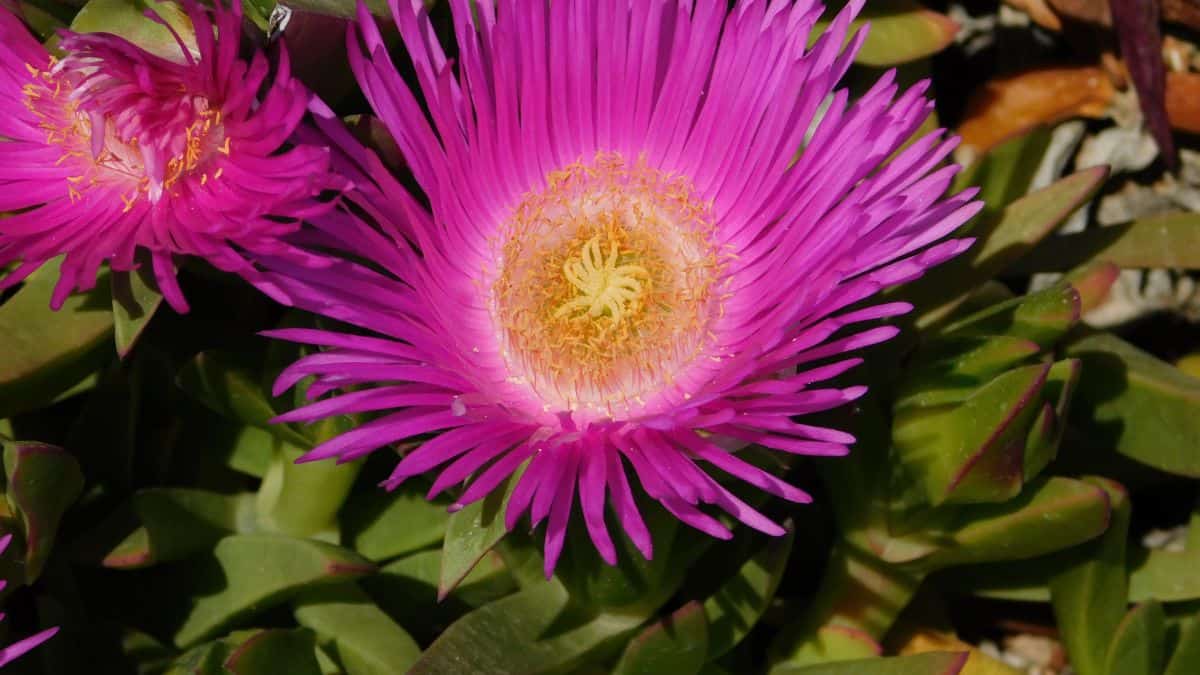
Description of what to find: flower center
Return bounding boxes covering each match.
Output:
[492,153,725,420]
[21,58,227,208]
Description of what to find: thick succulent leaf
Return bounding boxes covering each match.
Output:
[770,651,968,675]
[905,477,1111,570]
[0,262,113,418]
[1066,332,1200,477]
[408,577,643,675]
[364,549,516,641]
[1165,614,1200,675]
[908,166,1108,326]
[163,534,375,647]
[1023,359,1081,481]
[1129,545,1200,603]
[1014,212,1200,273]
[71,0,198,58]
[81,488,253,569]
[952,127,1054,219]
[815,1,958,67]
[226,425,275,478]
[176,350,312,449]
[893,363,1050,505]
[3,441,84,582]
[704,523,794,659]
[222,628,324,675]
[341,491,450,562]
[111,268,163,359]
[1050,478,1131,675]
[292,583,421,675]
[1103,602,1167,675]
[938,283,1081,347]
[438,465,525,598]
[611,602,708,675]
[256,442,360,539]
[772,625,883,669]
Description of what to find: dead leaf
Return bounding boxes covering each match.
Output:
[959,67,1116,155]
[1166,71,1200,133]
[1006,0,1064,30]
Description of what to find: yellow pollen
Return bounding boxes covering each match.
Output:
[491,152,727,418]
[21,63,227,203]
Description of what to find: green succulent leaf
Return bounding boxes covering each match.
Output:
[1103,601,1167,675]
[612,601,709,675]
[0,261,113,418]
[893,363,1051,506]
[408,577,643,675]
[908,166,1108,326]
[256,441,360,540]
[770,651,968,675]
[1067,332,1200,477]
[1050,478,1131,675]
[364,549,516,641]
[1013,212,1200,273]
[704,523,794,659]
[110,267,163,359]
[1165,614,1200,675]
[155,534,375,647]
[176,350,312,449]
[292,583,422,675]
[815,1,958,67]
[81,488,253,569]
[222,628,324,675]
[3,440,84,582]
[438,464,525,599]
[906,477,1111,570]
[952,127,1054,217]
[341,490,450,562]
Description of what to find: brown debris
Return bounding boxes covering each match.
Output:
[958,67,1116,155]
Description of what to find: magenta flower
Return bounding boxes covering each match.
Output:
[265,0,982,575]
[0,1,333,312]
[0,534,58,667]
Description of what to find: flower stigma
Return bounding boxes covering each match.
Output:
[492,152,728,421]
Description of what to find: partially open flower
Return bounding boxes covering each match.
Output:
[0,1,334,311]
[0,534,57,667]
[264,0,982,575]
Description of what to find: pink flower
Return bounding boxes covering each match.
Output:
[0,534,58,667]
[0,1,334,312]
[264,0,982,575]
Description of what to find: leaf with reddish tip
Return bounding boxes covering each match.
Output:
[1014,213,1200,274]
[1065,262,1121,313]
[704,523,795,659]
[110,267,163,359]
[1050,478,1131,675]
[1023,359,1081,481]
[78,488,253,569]
[1066,332,1200,477]
[770,651,969,675]
[1112,0,1176,170]
[292,583,421,675]
[910,478,1111,570]
[162,534,375,647]
[3,441,84,583]
[893,363,1051,506]
[612,602,708,675]
[223,628,323,675]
